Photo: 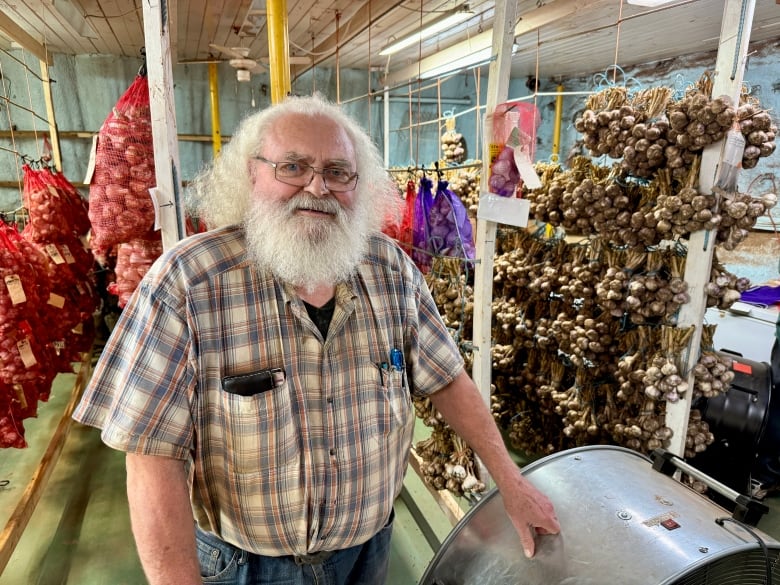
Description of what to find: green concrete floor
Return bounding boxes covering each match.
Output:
[8,369,780,585]
[0,369,454,585]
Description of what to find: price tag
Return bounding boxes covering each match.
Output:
[59,244,76,264]
[4,274,26,304]
[17,338,37,368]
[52,340,65,355]
[45,243,66,265]
[13,384,27,409]
[477,192,530,228]
[72,322,84,335]
[84,134,99,184]
[149,186,163,231]
[48,292,66,308]
[47,184,61,198]
[514,149,542,190]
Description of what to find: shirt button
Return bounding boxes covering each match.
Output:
[327,397,334,404]
[329,448,336,456]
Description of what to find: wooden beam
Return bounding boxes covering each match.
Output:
[39,59,61,172]
[0,11,52,65]
[298,0,407,72]
[408,449,465,527]
[385,0,608,86]
[665,0,757,457]
[142,0,186,251]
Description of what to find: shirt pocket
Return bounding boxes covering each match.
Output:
[220,380,301,476]
[355,362,412,441]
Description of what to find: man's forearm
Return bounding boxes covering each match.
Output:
[126,453,202,585]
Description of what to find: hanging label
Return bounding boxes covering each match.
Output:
[72,322,84,335]
[52,339,65,355]
[149,186,164,231]
[4,274,26,305]
[514,149,542,190]
[13,384,27,409]
[17,338,37,368]
[45,243,66,264]
[84,134,99,184]
[48,292,66,308]
[59,244,76,264]
[477,192,530,227]
[47,184,61,199]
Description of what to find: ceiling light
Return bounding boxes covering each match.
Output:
[625,0,678,6]
[379,5,473,56]
[420,43,518,80]
[50,0,99,39]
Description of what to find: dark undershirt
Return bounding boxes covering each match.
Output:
[303,297,336,338]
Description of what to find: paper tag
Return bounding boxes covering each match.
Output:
[477,192,530,227]
[47,184,61,198]
[4,274,26,304]
[48,292,66,308]
[514,149,542,190]
[84,134,99,184]
[149,186,163,230]
[53,339,65,355]
[72,322,84,335]
[45,243,66,264]
[59,244,76,264]
[13,384,27,409]
[17,338,37,368]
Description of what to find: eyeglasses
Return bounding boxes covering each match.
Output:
[253,156,359,192]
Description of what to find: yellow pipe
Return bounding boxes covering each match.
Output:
[551,83,564,162]
[267,0,291,104]
[208,63,222,156]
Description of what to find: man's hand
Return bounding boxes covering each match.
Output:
[427,371,561,558]
[497,473,560,558]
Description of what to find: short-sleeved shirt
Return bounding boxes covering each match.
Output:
[73,225,463,556]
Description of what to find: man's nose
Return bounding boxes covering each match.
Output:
[304,170,331,196]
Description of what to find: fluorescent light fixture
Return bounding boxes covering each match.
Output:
[625,0,678,6]
[51,0,99,39]
[420,43,518,80]
[379,5,472,56]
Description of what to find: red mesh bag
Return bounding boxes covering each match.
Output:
[22,164,76,242]
[88,74,157,250]
[45,168,90,237]
[0,391,27,448]
[109,237,162,307]
[0,222,48,334]
[397,179,416,256]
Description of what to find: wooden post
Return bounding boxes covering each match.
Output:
[141,0,186,250]
[665,0,757,457]
[39,59,62,172]
[471,0,519,485]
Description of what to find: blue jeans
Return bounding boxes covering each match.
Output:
[195,511,394,585]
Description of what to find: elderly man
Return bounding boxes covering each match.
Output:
[73,94,559,585]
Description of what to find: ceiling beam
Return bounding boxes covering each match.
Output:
[0,10,53,64]
[295,0,408,74]
[385,0,611,86]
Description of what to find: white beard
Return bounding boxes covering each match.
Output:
[244,191,370,291]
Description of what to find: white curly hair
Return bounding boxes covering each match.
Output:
[187,93,401,231]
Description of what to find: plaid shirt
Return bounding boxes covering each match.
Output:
[73,225,463,556]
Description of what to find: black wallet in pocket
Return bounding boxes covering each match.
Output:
[222,368,285,396]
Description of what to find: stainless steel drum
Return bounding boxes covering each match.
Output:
[419,445,780,585]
